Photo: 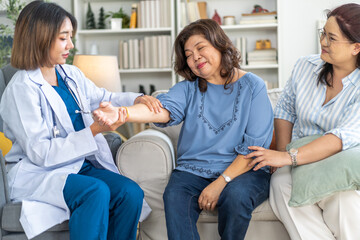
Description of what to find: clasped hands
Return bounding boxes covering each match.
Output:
[245,146,292,171]
[92,95,162,130]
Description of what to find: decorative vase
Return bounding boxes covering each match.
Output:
[212,10,221,25]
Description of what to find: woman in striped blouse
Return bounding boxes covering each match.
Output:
[246,3,360,240]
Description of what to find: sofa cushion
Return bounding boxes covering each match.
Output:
[287,135,360,207]
[198,199,278,223]
[2,202,69,232]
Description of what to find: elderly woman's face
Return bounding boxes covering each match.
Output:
[184,34,222,83]
[49,17,74,66]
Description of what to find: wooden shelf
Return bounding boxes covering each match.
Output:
[242,64,278,70]
[78,28,172,35]
[119,68,172,73]
[221,23,278,31]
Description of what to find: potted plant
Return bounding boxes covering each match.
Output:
[105,7,130,30]
[0,0,26,68]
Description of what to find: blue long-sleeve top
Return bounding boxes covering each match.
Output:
[155,72,274,178]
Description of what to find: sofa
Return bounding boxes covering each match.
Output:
[0,64,121,240]
[116,88,291,240]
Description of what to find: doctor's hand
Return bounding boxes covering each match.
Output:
[134,95,163,114]
[198,178,226,211]
[91,104,127,136]
[245,146,292,171]
[93,102,121,126]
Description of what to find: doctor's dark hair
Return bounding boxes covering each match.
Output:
[318,3,360,86]
[11,1,77,70]
[174,19,241,92]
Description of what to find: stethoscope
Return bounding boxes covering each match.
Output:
[52,65,91,138]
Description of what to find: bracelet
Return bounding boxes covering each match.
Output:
[123,106,129,120]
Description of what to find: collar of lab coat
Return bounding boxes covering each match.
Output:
[26,67,75,134]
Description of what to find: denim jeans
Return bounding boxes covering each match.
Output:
[163,169,270,240]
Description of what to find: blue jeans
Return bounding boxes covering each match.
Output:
[163,169,270,240]
[63,160,143,240]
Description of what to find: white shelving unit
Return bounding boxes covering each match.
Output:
[176,0,281,89]
[73,0,176,94]
[73,0,282,92]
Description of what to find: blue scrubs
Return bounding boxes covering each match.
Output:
[54,70,143,240]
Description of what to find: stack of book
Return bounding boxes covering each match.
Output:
[247,48,277,65]
[137,0,171,28]
[180,1,208,27]
[239,11,277,25]
[119,35,172,69]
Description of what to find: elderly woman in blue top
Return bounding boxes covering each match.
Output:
[94,19,274,240]
[0,1,161,240]
[246,3,360,239]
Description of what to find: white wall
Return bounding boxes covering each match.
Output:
[278,0,360,88]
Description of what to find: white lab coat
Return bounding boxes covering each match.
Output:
[0,65,141,239]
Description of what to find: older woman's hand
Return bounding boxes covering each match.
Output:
[198,179,226,211]
[245,146,292,171]
[134,95,163,113]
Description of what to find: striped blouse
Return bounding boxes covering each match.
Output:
[275,54,360,150]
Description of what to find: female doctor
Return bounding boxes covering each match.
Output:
[0,1,161,240]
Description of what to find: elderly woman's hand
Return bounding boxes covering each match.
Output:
[245,146,292,171]
[134,95,163,113]
[198,179,226,211]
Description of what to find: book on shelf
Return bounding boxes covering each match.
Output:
[247,48,277,65]
[180,2,188,27]
[247,48,277,58]
[122,41,129,69]
[144,36,151,68]
[119,35,171,70]
[137,2,143,28]
[118,40,124,69]
[138,0,170,28]
[129,40,134,69]
[133,39,139,69]
[158,36,163,68]
[248,55,277,61]
[197,2,208,19]
[235,37,247,65]
[151,36,159,68]
[155,0,161,28]
[247,60,278,65]
[239,11,277,25]
[181,1,208,27]
[139,39,145,69]
[144,0,151,28]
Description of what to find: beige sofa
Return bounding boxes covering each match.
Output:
[116,88,291,240]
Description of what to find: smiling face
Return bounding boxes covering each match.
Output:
[320,16,359,69]
[49,17,74,66]
[184,34,223,84]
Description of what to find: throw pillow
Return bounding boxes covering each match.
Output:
[286,134,360,207]
[0,132,12,156]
